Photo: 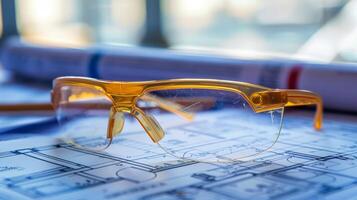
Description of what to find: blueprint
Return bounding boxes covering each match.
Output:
[0,111,357,200]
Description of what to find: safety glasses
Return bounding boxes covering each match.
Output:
[49,76,323,162]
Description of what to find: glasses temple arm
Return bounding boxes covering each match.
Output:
[139,94,195,121]
[282,89,323,130]
[0,103,54,112]
[0,95,195,121]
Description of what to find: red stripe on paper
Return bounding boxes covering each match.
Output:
[288,66,302,89]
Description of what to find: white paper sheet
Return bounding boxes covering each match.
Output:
[0,111,357,200]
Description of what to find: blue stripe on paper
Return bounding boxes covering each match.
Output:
[88,51,101,78]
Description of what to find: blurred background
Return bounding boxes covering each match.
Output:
[2,0,356,63]
[0,0,356,138]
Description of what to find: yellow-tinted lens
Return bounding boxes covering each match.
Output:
[53,85,120,150]
[138,89,284,162]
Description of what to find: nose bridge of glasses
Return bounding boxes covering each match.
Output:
[105,82,145,111]
[109,95,138,113]
[108,94,165,143]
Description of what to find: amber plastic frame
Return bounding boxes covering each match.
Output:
[51,76,323,144]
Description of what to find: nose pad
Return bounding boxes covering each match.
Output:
[132,108,164,143]
[107,106,125,139]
